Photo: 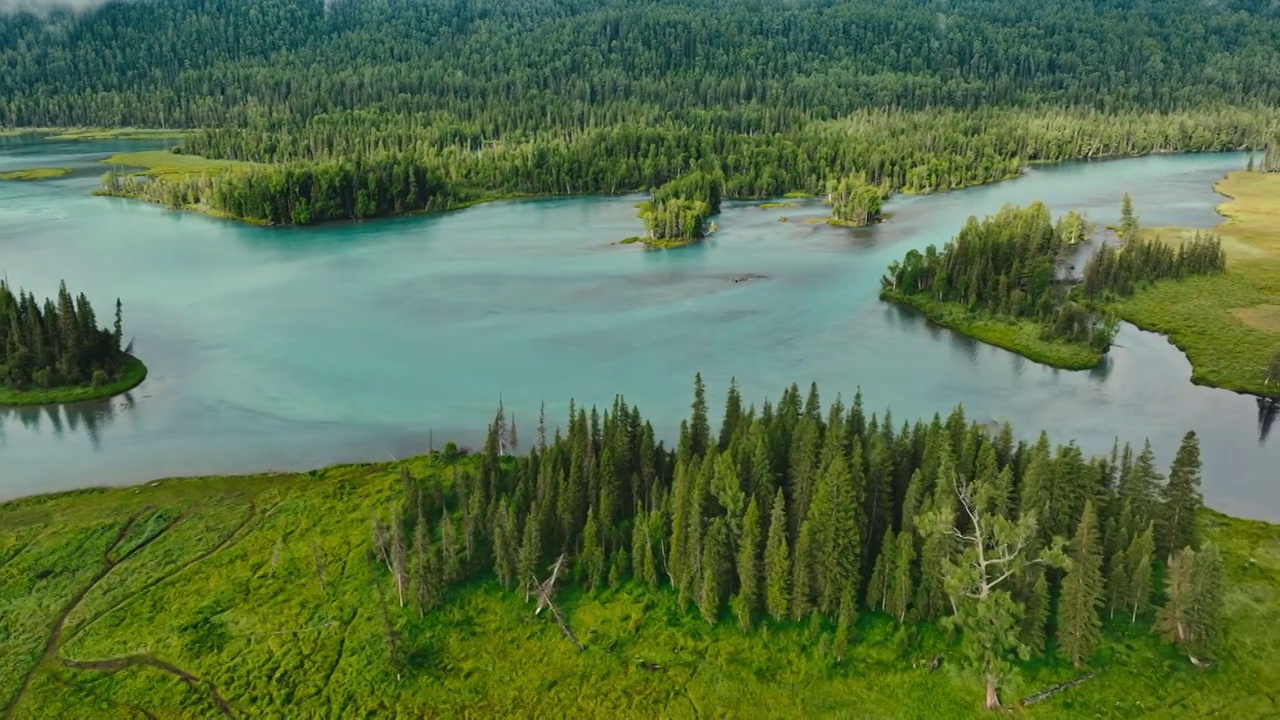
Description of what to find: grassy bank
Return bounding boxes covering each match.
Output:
[0,168,71,181]
[882,291,1104,370]
[0,455,1275,718]
[1114,171,1280,396]
[0,355,147,407]
[98,150,254,179]
[0,128,188,141]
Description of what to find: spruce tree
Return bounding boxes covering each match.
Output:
[764,489,791,622]
[517,511,542,598]
[1104,534,1129,620]
[867,529,895,611]
[1118,192,1140,242]
[699,518,729,624]
[689,373,711,458]
[1059,500,1104,667]
[719,377,743,451]
[732,496,762,630]
[792,517,816,620]
[888,529,915,622]
[1019,566,1050,655]
[492,504,517,589]
[1159,431,1203,560]
[1125,523,1155,622]
[578,507,605,591]
[833,590,857,663]
[1156,545,1223,659]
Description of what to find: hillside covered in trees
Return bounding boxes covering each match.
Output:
[0,280,145,404]
[3,0,1279,224]
[5,377,1261,718]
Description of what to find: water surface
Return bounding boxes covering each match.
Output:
[0,140,1274,519]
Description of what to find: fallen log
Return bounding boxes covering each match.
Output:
[534,554,585,651]
[1020,670,1100,706]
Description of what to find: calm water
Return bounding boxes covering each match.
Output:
[0,139,1275,518]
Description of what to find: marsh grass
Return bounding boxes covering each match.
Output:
[881,291,1104,370]
[2,458,1276,718]
[97,150,256,179]
[0,168,71,181]
[1115,171,1280,396]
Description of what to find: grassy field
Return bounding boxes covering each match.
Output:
[0,168,71,181]
[3,455,1275,719]
[882,291,1104,370]
[0,356,147,407]
[1115,171,1280,396]
[98,150,256,179]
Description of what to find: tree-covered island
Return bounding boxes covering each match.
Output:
[0,280,146,405]
[881,198,1227,370]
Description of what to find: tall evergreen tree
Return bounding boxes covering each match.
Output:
[1156,545,1224,659]
[689,373,711,458]
[1125,523,1156,622]
[887,529,915,623]
[764,489,792,622]
[1058,500,1104,667]
[732,496,763,629]
[699,518,730,624]
[1159,431,1203,560]
[719,377,743,451]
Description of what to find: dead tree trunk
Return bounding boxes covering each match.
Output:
[533,554,585,651]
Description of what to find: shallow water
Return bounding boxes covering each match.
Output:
[0,139,1275,518]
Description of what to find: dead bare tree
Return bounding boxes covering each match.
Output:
[371,510,393,572]
[532,553,584,651]
[390,508,407,608]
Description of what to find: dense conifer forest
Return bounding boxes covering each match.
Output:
[0,280,130,393]
[880,198,1228,362]
[2,0,1277,223]
[371,377,1219,709]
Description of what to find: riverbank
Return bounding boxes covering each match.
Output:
[1113,171,1280,397]
[881,291,1104,370]
[0,355,147,407]
[0,127,188,141]
[1,453,1275,718]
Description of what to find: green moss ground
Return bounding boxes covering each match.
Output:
[1114,171,1280,396]
[881,291,1104,370]
[0,168,71,181]
[0,355,147,407]
[2,456,1276,718]
[98,150,256,179]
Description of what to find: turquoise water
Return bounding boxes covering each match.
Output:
[0,139,1275,519]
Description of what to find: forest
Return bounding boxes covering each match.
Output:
[352,376,1218,710]
[880,198,1227,364]
[1,0,1278,223]
[0,280,131,394]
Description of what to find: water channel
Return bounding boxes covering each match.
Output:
[0,138,1274,519]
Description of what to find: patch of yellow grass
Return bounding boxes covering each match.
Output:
[0,167,71,181]
[99,150,256,178]
[1115,171,1280,396]
[1232,305,1280,332]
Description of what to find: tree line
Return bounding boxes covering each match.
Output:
[372,376,1220,708]
[5,0,1280,129]
[0,280,127,391]
[881,197,1228,356]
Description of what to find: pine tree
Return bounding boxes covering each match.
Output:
[1104,533,1129,620]
[719,377,743,451]
[1059,500,1104,667]
[1125,523,1155,622]
[517,511,542,599]
[791,517,816,620]
[732,496,762,630]
[699,518,729,624]
[832,590,857,663]
[689,373,711,458]
[578,507,605,591]
[764,489,791,622]
[492,503,517,589]
[1019,565,1050,655]
[867,529,895,611]
[1156,545,1223,659]
[1118,193,1140,242]
[888,529,915,622]
[1159,431,1203,560]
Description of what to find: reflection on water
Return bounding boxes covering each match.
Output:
[1261,398,1278,444]
[0,393,135,451]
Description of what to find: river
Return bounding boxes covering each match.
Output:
[0,138,1275,518]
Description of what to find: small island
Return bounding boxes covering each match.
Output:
[880,200,1227,370]
[634,170,724,248]
[0,280,146,406]
[0,167,71,181]
[825,175,885,227]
